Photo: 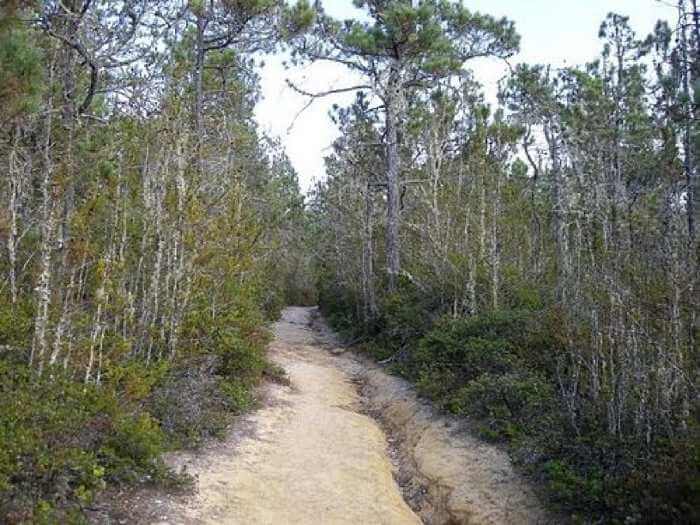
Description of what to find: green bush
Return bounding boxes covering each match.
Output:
[543,459,605,513]
[0,297,33,348]
[220,378,255,412]
[101,413,165,482]
[215,325,267,382]
[148,356,253,448]
[318,277,361,335]
[356,340,396,361]
[532,424,700,523]
[0,22,44,118]
[450,371,555,440]
[379,286,435,344]
[407,311,531,402]
[0,359,166,520]
[106,359,171,403]
[401,311,560,444]
[144,286,272,449]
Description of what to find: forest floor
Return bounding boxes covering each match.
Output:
[95,307,551,524]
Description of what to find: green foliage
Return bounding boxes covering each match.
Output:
[404,310,550,420]
[0,21,43,120]
[106,360,171,403]
[341,302,700,522]
[280,0,315,38]
[220,378,256,411]
[317,266,362,335]
[451,371,554,440]
[379,281,436,344]
[101,413,166,483]
[543,459,604,510]
[0,359,166,520]
[142,275,275,449]
[0,297,33,348]
[336,0,519,74]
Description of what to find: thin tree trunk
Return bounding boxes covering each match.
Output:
[7,128,21,306]
[169,133,188,357]
[31,61,57,374]
[49,267,76,367]
[490,170,501,311]
[685,0,699,243]
[545,122,569,304]
[385,64,402,291]
[362,182,377,324]
[194,13,207,176]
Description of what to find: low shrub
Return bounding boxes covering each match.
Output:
[450,371,555,440]
[530,424,700,523]
[149,356,256,448]
[379,285,436,346]
[0,297,33,348]
[318,283,360,336]
[406,310,547,419]
[0,359,166,521]
[331,297,700,523]
[101,413,167,484]
[357,340,396,362]
[0,290,275,521]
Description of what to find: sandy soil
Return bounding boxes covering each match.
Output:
[358,358,552,524]
[310,309,553,525]
[97,306,553,525]
[146,306,419,525]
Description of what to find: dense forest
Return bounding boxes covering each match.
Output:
[0,0,314,521]
[306,1,699,523]
[0,0,698,523]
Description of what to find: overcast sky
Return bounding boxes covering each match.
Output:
[253,0,678,192]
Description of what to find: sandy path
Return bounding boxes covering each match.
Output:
[113,306,552,525]
[154,306,420,525]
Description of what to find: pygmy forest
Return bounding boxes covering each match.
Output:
[0,1,698,524]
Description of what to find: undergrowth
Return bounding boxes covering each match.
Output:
[0,300,277,522]
[320,287,700,524]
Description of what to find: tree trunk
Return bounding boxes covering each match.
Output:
[362,182,377,324]
[194,13,207,176]
[545,122,569,304]
[687,0,700,243]
[490,170,501,311]
[7,128,21,306]
[31,86,57,374]
[385,64,402,291]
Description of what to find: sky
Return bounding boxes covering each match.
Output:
[253,0,678,193]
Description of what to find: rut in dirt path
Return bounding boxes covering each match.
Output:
[138,306,551,525]
[153,306,420,525]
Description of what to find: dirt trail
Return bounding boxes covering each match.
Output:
[128,307,550,524]
[150,307,420,525]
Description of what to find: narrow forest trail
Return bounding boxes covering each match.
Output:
[128,307,550,525]
[145,307,419,525]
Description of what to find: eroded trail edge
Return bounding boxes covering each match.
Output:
[140,307,551,524]
[147,307,419,524]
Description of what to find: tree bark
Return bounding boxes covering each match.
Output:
[31,78,57,374]
[194,12,207,176]
[385,64,402,291]
[545,122,569,304]
[7,128,21,306]
[362,182,377,324]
